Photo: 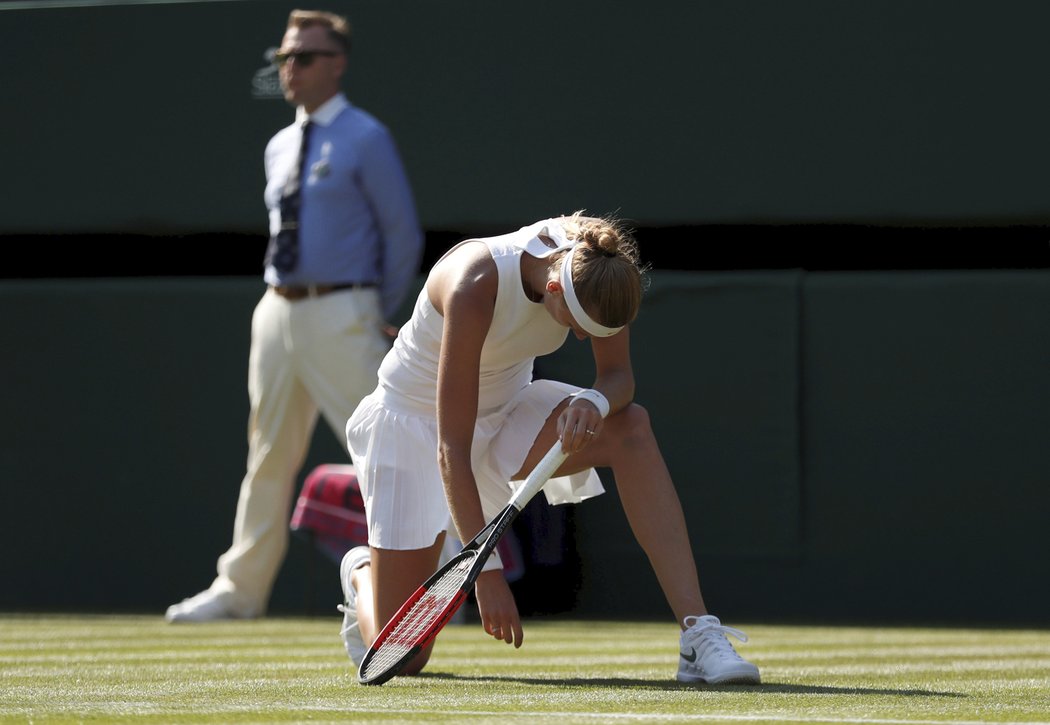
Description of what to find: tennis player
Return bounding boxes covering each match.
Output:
[338,212,760,684]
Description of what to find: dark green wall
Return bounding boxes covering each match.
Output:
[0,278,351,615]
[2,272,1047,624]
[5,0,1050,235]
[2,0,1048,626]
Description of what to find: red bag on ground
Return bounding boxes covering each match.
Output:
[290,464,368,565]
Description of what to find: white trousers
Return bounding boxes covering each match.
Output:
[208,287,389,616]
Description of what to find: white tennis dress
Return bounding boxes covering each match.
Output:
[346,218,605,552]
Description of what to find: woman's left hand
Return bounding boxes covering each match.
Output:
[560,400,603,452]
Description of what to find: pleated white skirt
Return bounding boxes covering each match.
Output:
[345,379,605,550]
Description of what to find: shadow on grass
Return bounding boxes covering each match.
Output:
[411,672,965,698]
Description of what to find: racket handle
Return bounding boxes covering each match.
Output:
[508,442,569,510]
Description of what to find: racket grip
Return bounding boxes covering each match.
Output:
[508,442,569,510]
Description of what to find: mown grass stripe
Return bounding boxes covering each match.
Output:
[0,616,1046,724]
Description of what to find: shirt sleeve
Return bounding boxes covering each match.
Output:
[357,125,424,321]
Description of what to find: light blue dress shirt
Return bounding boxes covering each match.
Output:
[264,93,424,320]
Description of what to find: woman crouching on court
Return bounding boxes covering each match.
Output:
[338,212,760,684]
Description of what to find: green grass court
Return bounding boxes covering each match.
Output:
[1,615,1047,723]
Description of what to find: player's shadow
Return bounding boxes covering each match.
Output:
[414,672,965,697]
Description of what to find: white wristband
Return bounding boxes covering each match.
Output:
[481,549,503,573]
[571,388,610,418]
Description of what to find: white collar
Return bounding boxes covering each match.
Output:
[295,93,349,127]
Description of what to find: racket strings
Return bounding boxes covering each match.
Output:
[360,554,475,680]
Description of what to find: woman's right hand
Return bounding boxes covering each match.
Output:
[474,569,524,648]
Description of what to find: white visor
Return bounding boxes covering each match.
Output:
[559,244,624,338]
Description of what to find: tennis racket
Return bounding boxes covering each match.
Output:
[356,440,569,686]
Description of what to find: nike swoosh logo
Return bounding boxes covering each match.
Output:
[680,648,697,663]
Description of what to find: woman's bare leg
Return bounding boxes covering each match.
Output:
[353,535,446,675]
[514,401,707,626]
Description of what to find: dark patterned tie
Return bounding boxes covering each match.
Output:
[265,119,313,273]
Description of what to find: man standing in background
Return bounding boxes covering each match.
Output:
[167,9,423,622]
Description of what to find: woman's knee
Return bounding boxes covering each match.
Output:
[400,645,435,676]
[605,402,655,446]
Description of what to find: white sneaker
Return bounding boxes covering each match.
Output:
[337,546,371,666]
[676,614,760,684]
[165,589,242,623]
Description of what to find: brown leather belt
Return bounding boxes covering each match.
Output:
[270,282,377,301]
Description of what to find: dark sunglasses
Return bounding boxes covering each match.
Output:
[273,49,340,68]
